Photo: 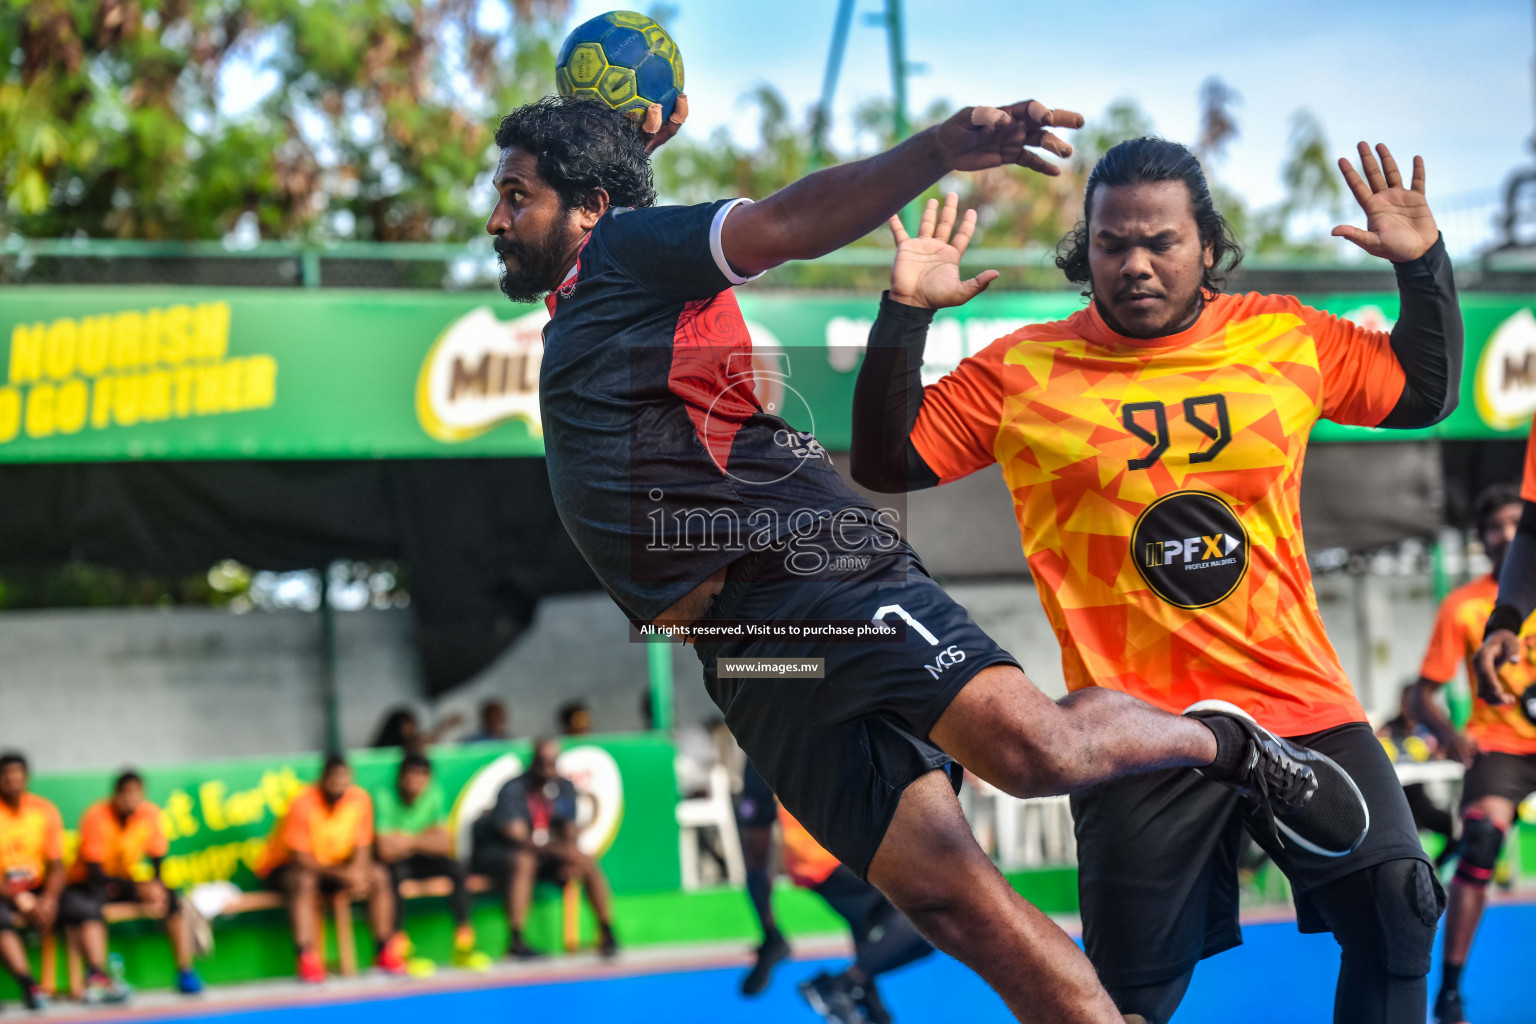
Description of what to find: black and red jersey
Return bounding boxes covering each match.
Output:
[539,199,872,622]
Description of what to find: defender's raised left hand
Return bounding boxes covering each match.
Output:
[1332,142,1439,262]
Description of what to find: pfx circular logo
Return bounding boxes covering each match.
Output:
[1131,491,1249,610]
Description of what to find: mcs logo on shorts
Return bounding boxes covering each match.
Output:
[1130,491,1250,610]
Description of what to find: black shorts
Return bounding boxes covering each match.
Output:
[470,844,568,886]
[1071,722,1431,987]
[737,759,778,830]
[1460,749,1536,808]
[695,538,1016,880]
[0,896,31,932]
[59,878,179,926]
[264,863,348,896]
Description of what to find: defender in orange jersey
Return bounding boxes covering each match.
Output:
[1473,417,1536,719]
[255,755,406,982]
[852,137,1463,1024]
[0,752,62,1011]
[58,771,201,1001]
[1406,484,1532,1024]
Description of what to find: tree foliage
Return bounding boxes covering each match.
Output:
[1,0,567,241]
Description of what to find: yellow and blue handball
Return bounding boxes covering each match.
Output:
[555,10,683,123]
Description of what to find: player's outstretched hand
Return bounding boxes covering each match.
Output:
[888,193,998,311]
[1473,629,1522,707]
[1332,143,1439,262]
[935,100,1082,175]
[640,93,688,153]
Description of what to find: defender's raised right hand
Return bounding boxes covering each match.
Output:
[934,99,1082,175]
[888,192,997,310]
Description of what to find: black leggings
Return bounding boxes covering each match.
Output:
[1109,858,1439,1024]
[814,865,933,979]
[387,854,470,930]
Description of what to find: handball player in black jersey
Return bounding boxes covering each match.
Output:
[484,95,1367,1023]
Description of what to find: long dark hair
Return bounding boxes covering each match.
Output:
[1055,137,1243,298]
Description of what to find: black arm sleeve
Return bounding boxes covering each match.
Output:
[1376,234,1462,429]
[1487,503,1536,634]
[850,293,941,493]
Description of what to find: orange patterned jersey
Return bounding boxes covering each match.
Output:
[1524,418,1536,503]
[69,800,169,884]
[0,793,64,893]
[777,805,840,888]
[255,785,372,877]
[912,293,1407,736]
[1420,575,1536,756]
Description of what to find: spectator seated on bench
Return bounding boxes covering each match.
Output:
[375,753,489,971]
[59,771,202,999]
[0,752,66,1010]
[254,754,407,983]
[471,737,618,959]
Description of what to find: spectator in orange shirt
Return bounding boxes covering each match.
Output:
[0,752,64,1011]
[255,755,406,982]
[58,771,201,1001]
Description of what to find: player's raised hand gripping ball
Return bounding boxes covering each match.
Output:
[556,11,687,150]
[934,99,1083,175]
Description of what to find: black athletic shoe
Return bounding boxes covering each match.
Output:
[848,977,890,1024]
[507,937,543,961]
[799,972,864,1024]
[598,925,620,959]
[1185,700,1368,857]
[740,933,790,996]
[1434,988,1468,1024]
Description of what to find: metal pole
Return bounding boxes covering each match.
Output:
[647,640,674,732]
[885,0,917,232]
[319,566,342,755]
[810,0,857,170]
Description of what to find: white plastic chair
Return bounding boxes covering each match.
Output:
[675,762,746,889]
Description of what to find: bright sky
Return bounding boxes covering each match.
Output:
[566,0,1530,225]
[220,0,1533,251]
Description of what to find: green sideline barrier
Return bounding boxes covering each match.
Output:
[1,725,1531,997]
[0,288,1531,462]
[0,735,678,994]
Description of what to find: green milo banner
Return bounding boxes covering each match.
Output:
[26,734,681,896]
[0,287,1531,462]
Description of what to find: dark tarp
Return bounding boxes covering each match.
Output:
[0,459,595,696]
[0,439,1491,693]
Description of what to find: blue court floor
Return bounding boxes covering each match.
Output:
[49,902,1536,1024]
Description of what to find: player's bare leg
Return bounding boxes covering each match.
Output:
[867,769,1122,1023]
[930,664,1218,798]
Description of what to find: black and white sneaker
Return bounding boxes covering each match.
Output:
[799,972,864,1024]
[1185,699,1368,857]
[1434,987,1468,1024]
[740,933,790,996]
[849,977,891,1024]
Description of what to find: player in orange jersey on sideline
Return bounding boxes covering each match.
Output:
[852,136,1462,1024]
[1406,482,1531,1024]
[255,755,406,982]
[59,770,202,1000]
[0,753,63,1011]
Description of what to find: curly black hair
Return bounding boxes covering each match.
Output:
[1055,137,1242,298]
[494,96,657,211]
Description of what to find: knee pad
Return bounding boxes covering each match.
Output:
[1455,813,1507,889]
[1375,858,1443,978]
